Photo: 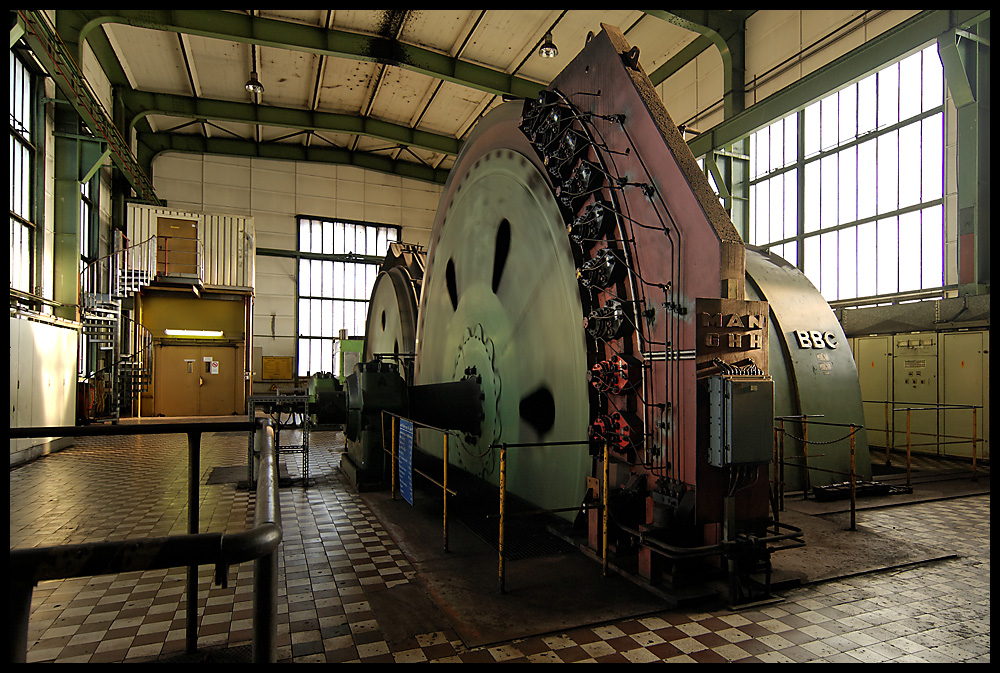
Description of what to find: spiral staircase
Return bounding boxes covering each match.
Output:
[78,234,156,422]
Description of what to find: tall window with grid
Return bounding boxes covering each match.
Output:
[297,217,399,376]
[10,49,36,295]
[748,44,946,303]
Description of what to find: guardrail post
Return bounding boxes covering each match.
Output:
[778,419,786,511]
[849,425,857,531]
[602,440,609,578]
[253,421,279,663]
[186,431,202,654]
[443,433,450,552]
[905,409,913,489]
[498,443,507,594]
[971,408,978,481]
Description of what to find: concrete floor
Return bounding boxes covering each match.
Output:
[10,426,990,663]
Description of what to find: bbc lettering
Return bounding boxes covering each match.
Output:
[794,330,838,349]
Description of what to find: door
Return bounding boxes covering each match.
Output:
[157,216,199,279]
[154,344,238,416]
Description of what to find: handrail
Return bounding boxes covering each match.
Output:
[8,419,281,664]
[79,235,157,309]
[773,416,866,530]
[15,10,161,205]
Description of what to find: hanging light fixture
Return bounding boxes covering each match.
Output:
[245,43,264,95]
[245,71,264,94]
[538,31,558,59]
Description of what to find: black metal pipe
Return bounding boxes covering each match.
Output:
[8,419,280,664]
[187,431,201,654]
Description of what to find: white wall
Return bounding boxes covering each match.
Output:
[10,317,78,465]
[151,153,443,367]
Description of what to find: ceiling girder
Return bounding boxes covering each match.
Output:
[77,10,546,100]
[137,132,450,185]
[123,90,462,157]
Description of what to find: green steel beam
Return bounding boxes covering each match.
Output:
[17,10,160,205]
[687,9,991,159]
[122,90,461,157]
[77,10,546,100]
[137,132,450,185]
[643,10,752,117]
[646,34,713,86]
[938,19,990,291]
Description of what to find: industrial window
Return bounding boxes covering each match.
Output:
[297,217,398,377]
[748,44,945,303]
[10,49,36,295]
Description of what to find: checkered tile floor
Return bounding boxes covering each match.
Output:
[10,429,990,663]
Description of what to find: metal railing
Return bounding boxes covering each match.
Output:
[380,419,803,604]
[157,234,206,282]
[862,401,985,483]
[381,412,460,553]
[9,419,281,664]
[772,416,866,530]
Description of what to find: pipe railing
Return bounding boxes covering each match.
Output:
[8,419,281,664]
[862,400,985,477]
[489,439,597,594]
[381,412,460,554]
[772,416,865,530]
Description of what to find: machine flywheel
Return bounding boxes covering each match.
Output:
[415,113,592,516]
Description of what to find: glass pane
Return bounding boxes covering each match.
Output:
[377,228,388,256]
[310,298,321,337]
[820,231,839,300]
[838,227,857,300]
[876,131,899,213]
[803,102,820,158]
[857,139,877,220]
[803,162,820,233]
[783,170,797,240]
[298,298,309,335]
[898,50,922,121]
[784,115,797,169]
[322,221,333,255]
[922,114,944,201]
[838,84,857,144]
[321,298,332,337]
[898,210,921,292]
[366,226,377,256]
[333,300,344,337]
[820,154,837,229]
[876,217,899,295]
[858,75,878,135]
[769,176,783,243]
[803,236,821,295]
[877,63,900,128]
[298,259,310,296]
[769,120,782,172]
[334,221,346,255]
[921,205,943,288]
[297,339,310,377]
[757,127,770,176]
[838,147,857,226]
[781,241,798,267]
[857,221,877,298]
[898,122,921,208]
[322,259,333,296]
[922,45,943,110]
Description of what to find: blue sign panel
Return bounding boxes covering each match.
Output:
[398,419,414,505]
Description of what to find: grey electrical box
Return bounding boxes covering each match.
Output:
[708,376,774,467]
